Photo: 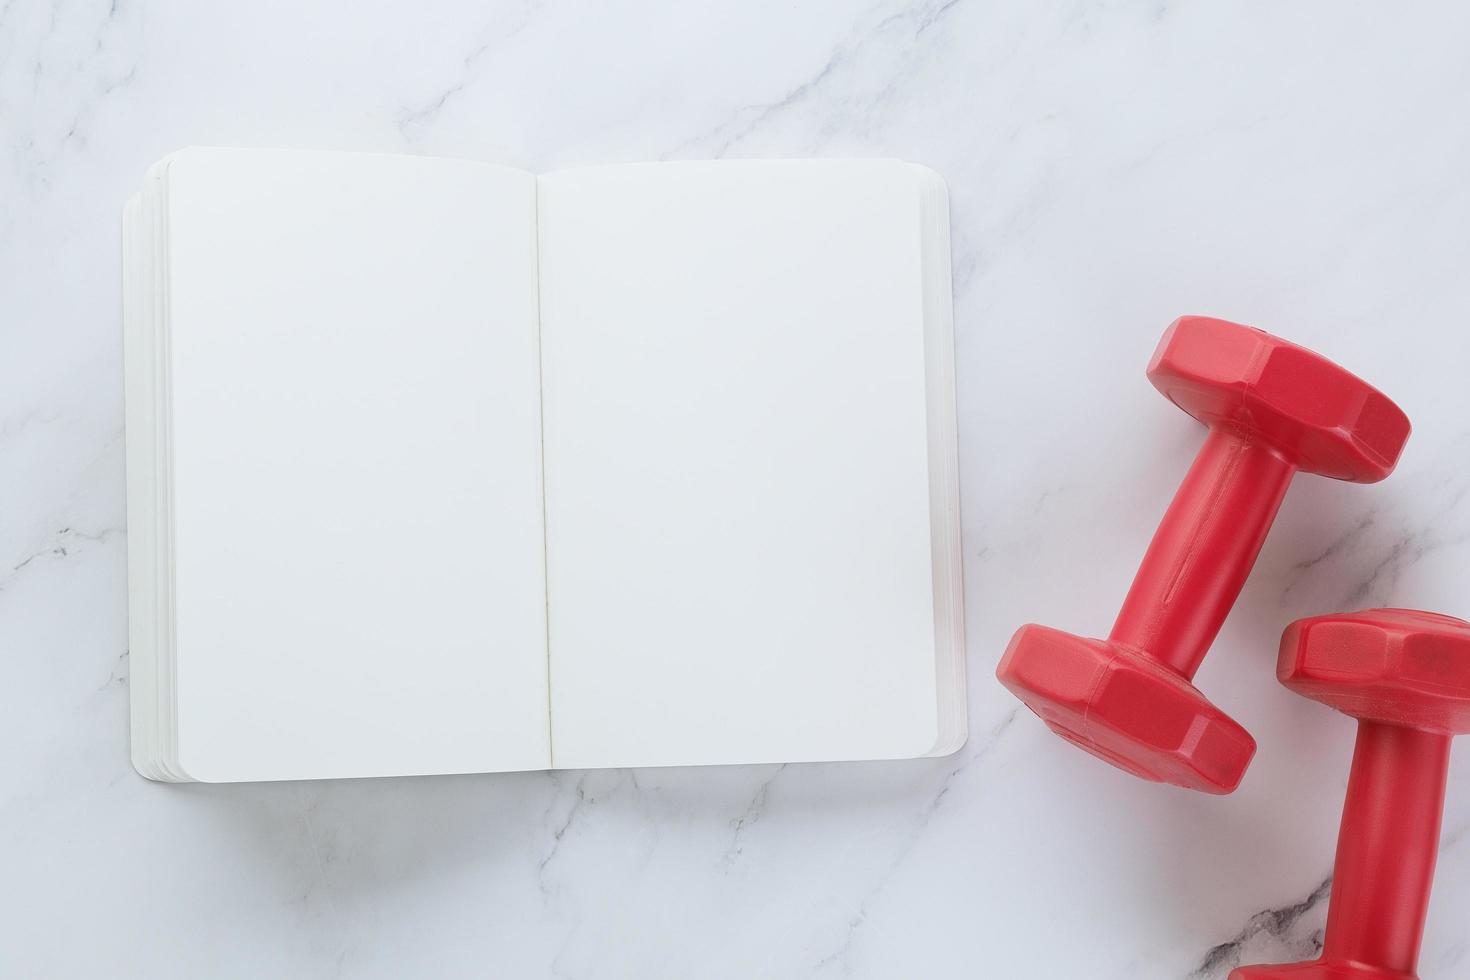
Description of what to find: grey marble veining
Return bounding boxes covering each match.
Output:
[5,1,1470,976]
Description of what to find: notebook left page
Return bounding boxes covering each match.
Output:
[143,148,549,781]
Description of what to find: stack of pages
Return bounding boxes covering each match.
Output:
[123,148,967,782]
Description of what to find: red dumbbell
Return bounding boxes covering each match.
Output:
[997,316,1410,793]
[1232,609,1470,980]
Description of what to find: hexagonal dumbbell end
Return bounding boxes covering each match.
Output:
[1231,609,1470,980]
[1278,608,1470,733]
[997,316,1409,795]
[1231,963,1405,980]
[1148,316,1410,483]
[997,626,1256,794]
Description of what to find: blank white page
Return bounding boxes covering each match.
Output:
[164,149,549,780]
[538,161,954,769]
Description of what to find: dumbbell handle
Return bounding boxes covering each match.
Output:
[1320,721,1450,975]
[1108,427,1296,680]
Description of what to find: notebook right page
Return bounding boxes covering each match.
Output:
[537,160,964,769]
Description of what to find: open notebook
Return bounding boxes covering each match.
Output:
[123,148,966,783]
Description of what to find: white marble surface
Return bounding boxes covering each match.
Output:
[6,1,1470,976]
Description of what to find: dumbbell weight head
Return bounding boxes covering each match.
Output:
[1149,316,1409,483]
[998,317,1410,794]
[1232,961,1413,980]
[1232,610,1470,980]
[999,626,1255,791]
[1277,608,1470,733]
